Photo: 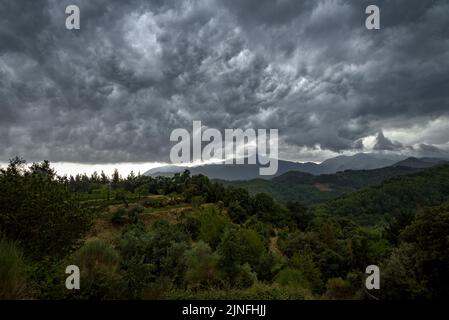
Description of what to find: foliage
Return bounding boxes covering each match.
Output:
[381,205,449,299]
[220,166,422,205]
[1,159,449,300]
[111,207,127,225]
[323,278,355,300]
[167,283,311,300]
[289,254,324,293]
[0,159,92,259]
[195,206,230,249]
[217,226,266,287]
[68,240,122,299]
[184,241,222,289]
[318,164,449,224]
[0,238,28,299]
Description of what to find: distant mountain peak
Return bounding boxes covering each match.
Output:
[393,157,447,169]
[319,153,404,173]
[144,153,412,181]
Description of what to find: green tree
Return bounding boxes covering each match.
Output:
[290,253,323,293]
[227,201,248,223]
[384,210,414,245]
[287,202,311,231]
[111,169,121,190]
[217,227,265,286]
[0,159,92,259]
[380,243,428,299]
[184,241,222,289]
[382,206,449,299]
[196,206,230,249]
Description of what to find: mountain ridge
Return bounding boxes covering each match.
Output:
[144,153,414,180]
[218,165,425,205]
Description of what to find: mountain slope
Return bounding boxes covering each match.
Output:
[319,153,403,173]
[392,157,447,168]
[317,164,449,224]
[145,159,325,180]
[219,166,423,205]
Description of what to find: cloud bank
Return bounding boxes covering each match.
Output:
[1,0,448,164]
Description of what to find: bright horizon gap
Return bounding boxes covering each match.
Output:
[0,157,316,177]
[0,162,167,177]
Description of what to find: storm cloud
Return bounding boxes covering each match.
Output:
[1,0,449,163]
[373,131,403,151]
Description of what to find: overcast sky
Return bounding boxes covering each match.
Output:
[1,0,449,175]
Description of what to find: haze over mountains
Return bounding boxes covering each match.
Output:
[145,153,446,181]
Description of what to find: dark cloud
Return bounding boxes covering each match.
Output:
[373,131,403,151]
[0,0,448,163]
[416,143,445,157]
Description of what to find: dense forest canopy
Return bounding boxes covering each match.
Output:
[219,166,426,205]
[1,157,449,299]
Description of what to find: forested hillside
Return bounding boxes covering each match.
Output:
[317,164,449,224]
[219,166,423,205]
[1,158,448,300]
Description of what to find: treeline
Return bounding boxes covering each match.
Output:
[62,164,301,228]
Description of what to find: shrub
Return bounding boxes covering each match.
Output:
[227,201,248,223]
[167,283,310,300]
[184,241,222,289]
[128,204,144,223]
[217,227,266,287]
[289,254,324,293]
[0,238,28,299]
[160,242,189,286]
[146,220,190,275]
[120,256,155,299]
[253,252,284,282]
[196,206,230,249]
[323,278,354,300]
[232,263,257,289]
[143,276,173,299]
[68,240,122,299]
[72,240,120,271]
[275,268,308,287]
[184,215,201,240]
[141,197,166,208]
[118,224,151,260]
[218,227,266,272]
[111,207,127,225]
[191,195,206,208]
